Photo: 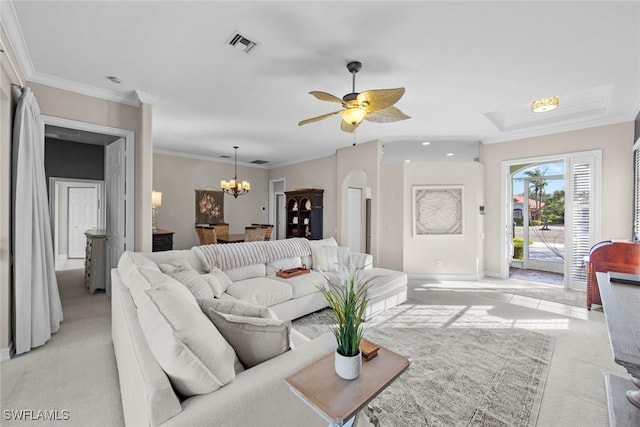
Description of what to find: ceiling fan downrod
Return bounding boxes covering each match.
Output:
[347,61,362,94]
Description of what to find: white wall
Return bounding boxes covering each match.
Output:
[379,163,404,270]
[268,154,338,240]
[153,153,270,250]
[480,121,634,276]
[402,162,484,278]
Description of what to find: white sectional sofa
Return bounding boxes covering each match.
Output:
[111,237,407,426]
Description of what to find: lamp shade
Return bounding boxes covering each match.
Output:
[151,191,163,207]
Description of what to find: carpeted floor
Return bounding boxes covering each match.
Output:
[293,305,554,427]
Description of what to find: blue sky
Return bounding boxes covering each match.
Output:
[512,161,565,194]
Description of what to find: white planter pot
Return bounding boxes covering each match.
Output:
[335,350,362,380]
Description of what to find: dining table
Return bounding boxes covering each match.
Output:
[217,233,245,244]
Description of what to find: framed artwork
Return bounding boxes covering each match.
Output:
[195,189,224,224]
[413,185,463,236]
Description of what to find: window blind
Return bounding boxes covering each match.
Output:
[570,161,592,282]
[634,143,640,239]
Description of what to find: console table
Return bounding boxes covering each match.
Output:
[596,271,640,426]
[285,344,409,427]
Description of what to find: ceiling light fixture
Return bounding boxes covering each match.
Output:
[221,145,250,198]
[531,96,559,113]
[422,142,431,146]
[446,153,454,157]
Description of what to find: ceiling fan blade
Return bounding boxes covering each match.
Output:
[357,88,405,113]
[364,106,411,123]
[309,91,344,104]
[340,119,361,133]
[298,110,343,126]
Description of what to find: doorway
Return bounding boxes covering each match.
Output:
[510,162,565,285]
[501,151,601,291]
[269,178,285,240]
[49,178,104,270]
[43,116,135,296]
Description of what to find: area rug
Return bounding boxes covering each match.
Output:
[293,306,554,427]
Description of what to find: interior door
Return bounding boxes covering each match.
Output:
[67,187,97,258]
[105,138,126,295]
[347,187,362,253]
[276,193,285,240]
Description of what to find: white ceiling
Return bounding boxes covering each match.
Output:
[4,1,640,167]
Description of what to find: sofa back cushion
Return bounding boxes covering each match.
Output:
[266,257,303,276]
[201,267,233,297]
[118,251,160,290]
[311,245,350,273]
[202,306,291,368]
[224,263,267,282]
[158,259,215,300]
[136,287,238,396]
[307,237,339,269]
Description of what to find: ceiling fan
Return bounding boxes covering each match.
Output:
[298,61,410,133]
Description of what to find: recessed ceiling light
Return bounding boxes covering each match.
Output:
[106,76,122,84]
[404,159,411,163]
[531,96,559,113]
[446,153,454,157]
[421,141,431,146]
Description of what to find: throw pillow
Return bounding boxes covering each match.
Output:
[135,268,199,308]
[201,267,233,297]
[203,308,291,368]
[159,261,215,300]
[199,298,277,319]
[266,257,303,276]
[137,287,238,396]
[311,245,350,273]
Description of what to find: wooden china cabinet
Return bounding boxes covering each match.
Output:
[285,188,323,240]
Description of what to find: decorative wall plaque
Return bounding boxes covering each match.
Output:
[195,189,224,224]
[413,186,463,236]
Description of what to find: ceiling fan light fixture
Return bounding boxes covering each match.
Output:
[531,96,559,113]
[341,107,366,125]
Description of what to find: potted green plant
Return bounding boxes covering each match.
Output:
[319,269,370,380]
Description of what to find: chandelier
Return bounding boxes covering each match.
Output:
[220,145,250,198]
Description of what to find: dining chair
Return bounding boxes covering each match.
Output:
[195,226,218,245]
[244,226,267,242]
[251,223,274,241]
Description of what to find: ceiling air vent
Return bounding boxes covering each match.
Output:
[226,31,258,54]
[250,160,269,165]
[220,155,231,159]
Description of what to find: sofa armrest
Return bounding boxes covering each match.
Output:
[350,252,373,270]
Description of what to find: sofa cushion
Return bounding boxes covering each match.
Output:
[226,277,293,307]
[266,257,303,276]
[272,271,327,298]
[311,246,350,273]
[202,267,233,297]
[199,298,277,319]
[136,287,238,397]
[307,237,338,269]
[203,308,291,368]
[358,268,408,299]
[118,251,161,290]
[158,260,215,300]
[224,263,267,282]
[133,268,199,309]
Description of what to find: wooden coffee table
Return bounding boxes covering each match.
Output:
[285,344,409,427]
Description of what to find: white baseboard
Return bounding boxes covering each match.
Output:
[408,273,485,281]
[1,342,14,362]
[483,271,506,279]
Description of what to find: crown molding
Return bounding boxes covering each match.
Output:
[0,0,34,79]
[134,90,161,105]
[481,115,630,145]
[28,71,141,106]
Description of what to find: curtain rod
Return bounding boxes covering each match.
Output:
[0,36,25,89]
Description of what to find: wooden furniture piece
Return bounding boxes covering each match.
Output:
[596,271,640,426]
[217,233,245,244]
[244,226,267,242]
[194,223,229,240]
[285,343,409,427]
[251,223,273,240]
[195,226,217,245]
[85,229,107,294]
[585,241,640,309]
[152,229,174,252]
[285,188,324,240]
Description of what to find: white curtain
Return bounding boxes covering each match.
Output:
[12,87,63,355]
